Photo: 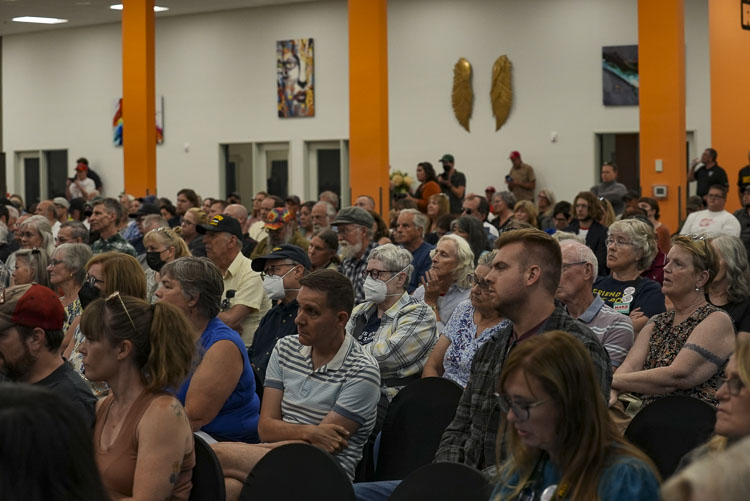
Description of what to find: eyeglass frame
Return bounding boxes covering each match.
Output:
[494,392,549,422]
[84,274,105,288]
[362,268,399,281]
[605,236,634,248]
[466,273,491,291]
[561,261,587,273]
[105,291,137,334]
[718,376,746,396]
[260,263,298,280]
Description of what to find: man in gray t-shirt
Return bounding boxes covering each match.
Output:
[213,270,380,501]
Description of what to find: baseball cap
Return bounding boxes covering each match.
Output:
[130,203,161,219]
[509,151,521,160]
[53,197,70,209]
[251,244,312,272]
[439,154,454,163]
[285,195,301,205]
[333,206,374,228]
[485,186,496,194]
[0,284,65,332]
[265,208,294,230]
[196,214,243,239]
[75,162,88,172]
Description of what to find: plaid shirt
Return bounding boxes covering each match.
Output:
[346,291,438,401]
[434,304,612,471]
[91,232,137,257]
[340,241,376,305]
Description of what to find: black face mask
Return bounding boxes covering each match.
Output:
[146,251,166,273]
[443,164,452,173]
[78,282,101,310]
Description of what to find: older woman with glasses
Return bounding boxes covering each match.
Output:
[593,218,666,334]
[79,293,196,501]
[180,207,208,257]
[48,243,93,353]
[64,252,147,397]
[493,331,659,501]
[11,248,50,288]
[7,215,55,271]
[346,244,437,422]
[423,251,509,387]
[413,234,474,331]
[155,257,261,443]
[143,226,191,303]
[708,235,750,334]
[676,333,750,471]
[610,235,735,413]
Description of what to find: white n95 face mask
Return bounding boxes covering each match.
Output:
[363,266,408,304]
[262,266,298,300]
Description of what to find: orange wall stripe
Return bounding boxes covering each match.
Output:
[638,0,686,232]
[122,0,156,197]
[348,0,389,215]
[709,0,750,210]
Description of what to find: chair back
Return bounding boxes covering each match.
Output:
[625,395,716,479]
[239,443,354,501]
[389,462,489,501]
[374,377,464,481]
[189,433,226,501]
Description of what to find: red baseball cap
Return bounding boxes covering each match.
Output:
[509,151,521,160]
[0,284,64,332]
[75,162,88,172]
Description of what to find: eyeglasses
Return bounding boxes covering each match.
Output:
[561,261,587,272]
[49,258,64,267]
[466,273,491,291]
[261,263,296,280]
[718,376,746,396]
[706,193,725,199]
[337,226,361,237]
[362,269,396,280]
[605,236,633,248]
[462,208,474,215]
[105,291,137,334]
[19,231,38,239]
[84,274,104,288]
[494,392,549,422]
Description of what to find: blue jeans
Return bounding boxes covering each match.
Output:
[353,480,402,501]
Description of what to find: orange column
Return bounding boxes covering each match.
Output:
[709,0,750,210]
[122,0,156,196]
[638,0,686,232]
[348,0,389,215]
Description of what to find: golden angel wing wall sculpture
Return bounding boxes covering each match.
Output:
[452,58,473,132]
[491,55,513,131]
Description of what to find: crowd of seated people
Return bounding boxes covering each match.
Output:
[6,148,750,499]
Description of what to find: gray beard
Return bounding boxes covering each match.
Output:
[340,241,363,260]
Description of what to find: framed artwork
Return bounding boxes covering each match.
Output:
[277,38,315,117]
[602,45,639,106]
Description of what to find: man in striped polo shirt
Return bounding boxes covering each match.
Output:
[213,270,381,500]
[557,240,634,368]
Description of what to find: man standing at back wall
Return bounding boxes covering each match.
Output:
[506,151,536,202]
[437,154,466,215]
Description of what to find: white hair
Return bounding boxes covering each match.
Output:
[369,243,414,287]
[559,240,598,282]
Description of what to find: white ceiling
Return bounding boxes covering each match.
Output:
[0,0,319,36]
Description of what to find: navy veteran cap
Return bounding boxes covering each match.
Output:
[196,214,243,240]
[251,244,312,272]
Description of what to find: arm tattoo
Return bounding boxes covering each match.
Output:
[169,401,183,417]
[169,461,180,484]
[684,343,725,367]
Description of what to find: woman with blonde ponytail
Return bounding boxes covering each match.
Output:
[79,294,196,501]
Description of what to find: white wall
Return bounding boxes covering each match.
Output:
[2,0,711,206]
[2,0,350,200]
[388,0,711,204]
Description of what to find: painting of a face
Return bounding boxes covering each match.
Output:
[277,39,314,117]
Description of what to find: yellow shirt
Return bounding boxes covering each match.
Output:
[222,251,272,346]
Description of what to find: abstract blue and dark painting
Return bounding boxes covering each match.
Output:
[602,45,639,106]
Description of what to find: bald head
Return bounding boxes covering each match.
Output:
[224,204,248,225]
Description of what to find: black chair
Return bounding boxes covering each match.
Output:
[251,363,264,404]
[389,462,490,501]
[625,395,716,479]
[374,377,464,481]
[239,443,354,501]
[189,433,226,501]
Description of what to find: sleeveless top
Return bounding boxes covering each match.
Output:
[641,303,726,407]
[94,391,195,500]
[174,317,261,443]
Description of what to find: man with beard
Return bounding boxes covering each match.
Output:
[198,214,271,347]
[334,207,376,305]
[433,228,611,470]
[250,208,309,259]
[0,284,96,425]
[311,200,336,233]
